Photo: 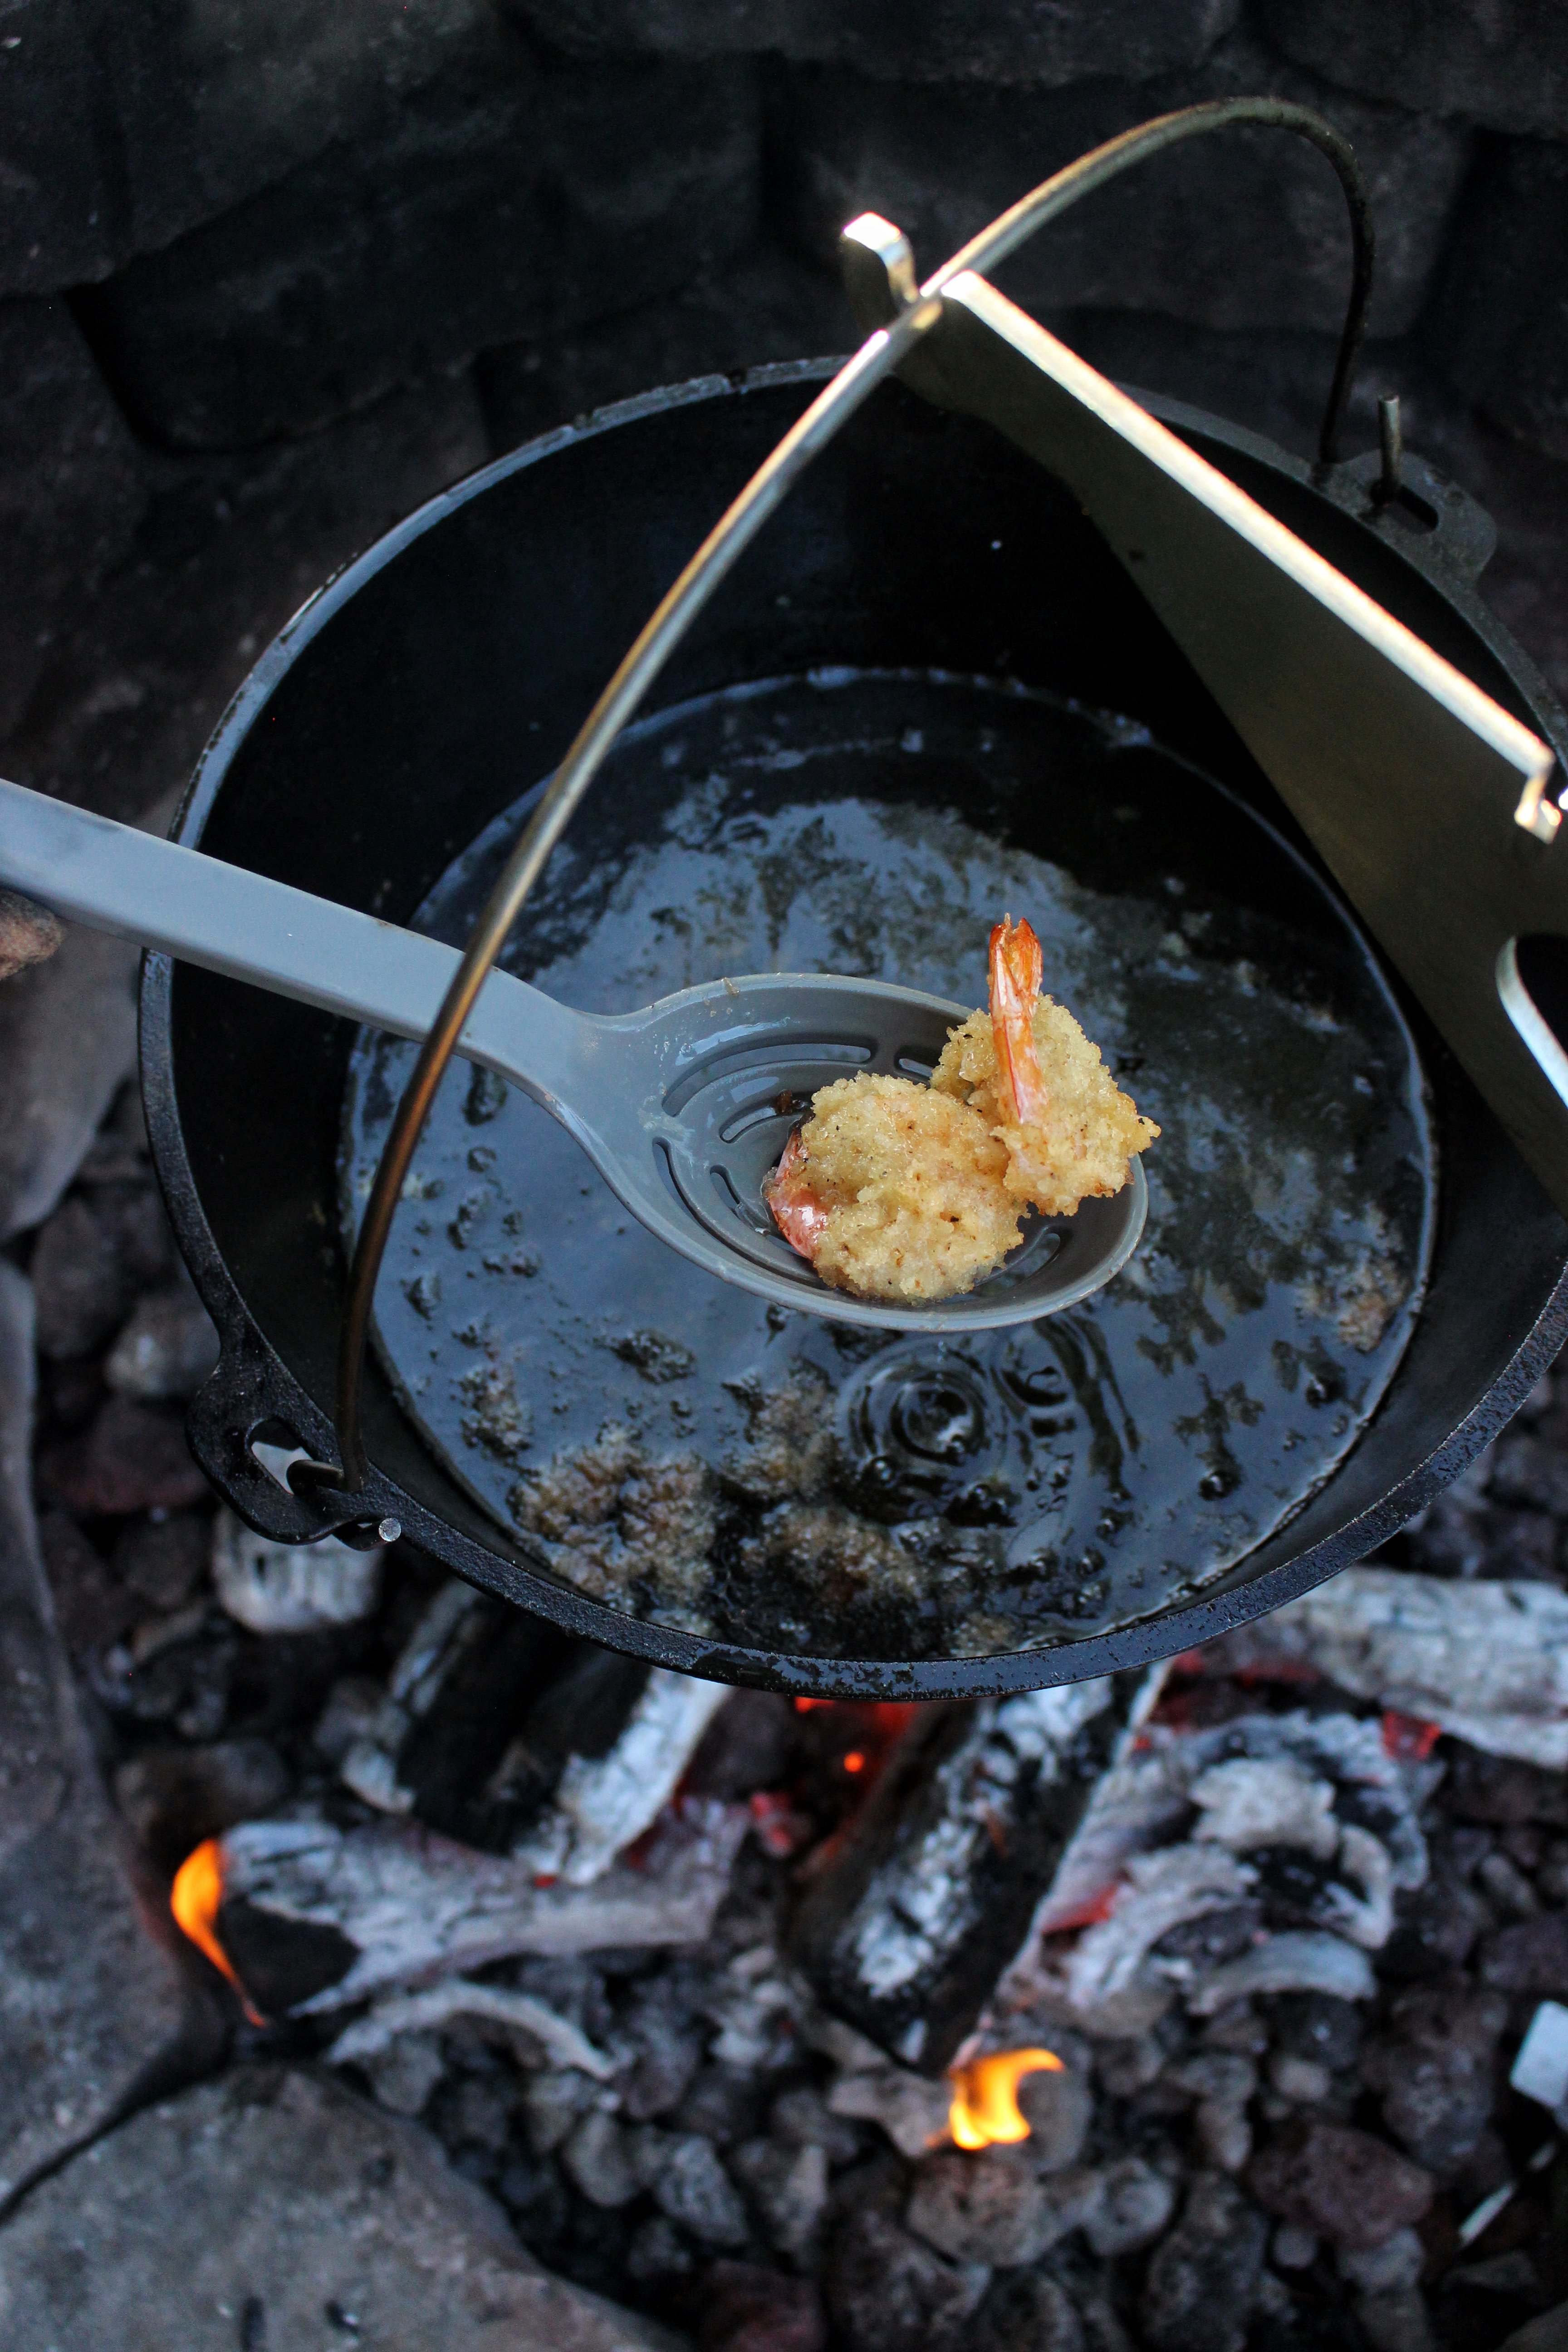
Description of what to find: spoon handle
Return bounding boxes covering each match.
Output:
[0,778,584,1096]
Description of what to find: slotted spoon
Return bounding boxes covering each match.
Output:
[0,779,1147,1338]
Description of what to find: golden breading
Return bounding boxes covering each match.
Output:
[932,996,1159,1219]
[787,1073,1024,1301]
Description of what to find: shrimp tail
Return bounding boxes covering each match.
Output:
[989,915,1051,1127]
[764,1126,831,1261]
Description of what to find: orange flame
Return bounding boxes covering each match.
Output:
[948,2047,1063,2149]
[170,1839,265,2024]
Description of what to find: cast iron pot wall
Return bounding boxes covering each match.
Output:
[142,362,1568,1700]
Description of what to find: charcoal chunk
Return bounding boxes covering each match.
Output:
[793,1678,1132,2072]
[1360,1986,1507,2176]
[562,2110,641,2208]
[649,2134,749,2247]
[729,2136,829,2259]
[674,2064,765,2150]
[104,1286,219,1401]
[1379,1876,1490,1980]
[31,1193,125,1360]
[1268,1993,1362,2072]
[617,1987,704,2122]
[700,2261,827,2352]
[1017,2064,1093,2173]
[112,1509,211,1610]
[31,1183,171,1361]
[1140,2171,1266,2352]
[36,1506,136,1657]
[975,2271,1086,2352]
[1448,1751,1568,1829]
[623,2214,693,2284]
[1480,1912,1568,1999]
[1085,2156,1177,2257]
[906,2147,1058,2268]
[338,1582,614,1849]
[1247,2121,1432,2252]
[39,1395,209,1515]
[824,2206,989,2352]
[686,1688,798,1799]
[215,1895,359,2016]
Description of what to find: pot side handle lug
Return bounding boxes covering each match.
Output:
[1334,444,1498,589]
[185,1328,383,1544]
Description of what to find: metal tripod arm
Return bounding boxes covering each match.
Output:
[843,227,1568,1228]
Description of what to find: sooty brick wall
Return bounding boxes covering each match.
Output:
[1,0,1566,828]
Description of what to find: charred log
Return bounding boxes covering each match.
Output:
[338,1578,646,1851]
[214,1797,748,2016]
[790,1672,1151,2073]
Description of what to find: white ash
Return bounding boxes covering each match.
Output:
[211,1505,382,1635]
[1510,1999,1568,2120]
[1029,1743,1196,1937]
[327,1977,617,2079]
[800,2005,954,2158]
[514,1670,732,1885]
[220,1796,748,2013]
[1062,1843,1258,2010]
[1198,1569,1568,1766]
[1187,1928,1378,2013]
[1005,1710,1426,2030]
[1190,1755,1340,1860]
[702,1939,806,2073]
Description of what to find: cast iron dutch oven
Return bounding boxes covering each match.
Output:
[142,359,1568,1698]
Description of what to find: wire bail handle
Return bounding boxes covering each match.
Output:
[315,96,1374,1500]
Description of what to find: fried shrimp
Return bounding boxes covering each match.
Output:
[764,1073,1018,1302]
[764,916,1158,1301]
[933,916,1160,1219]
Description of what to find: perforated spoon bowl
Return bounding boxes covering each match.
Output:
[0,779,1146,1333]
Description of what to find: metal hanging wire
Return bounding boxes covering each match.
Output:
[320,95,1375,1496]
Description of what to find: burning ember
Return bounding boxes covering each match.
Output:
[947,2046,1063,2150]
[170,1838,263,2024]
